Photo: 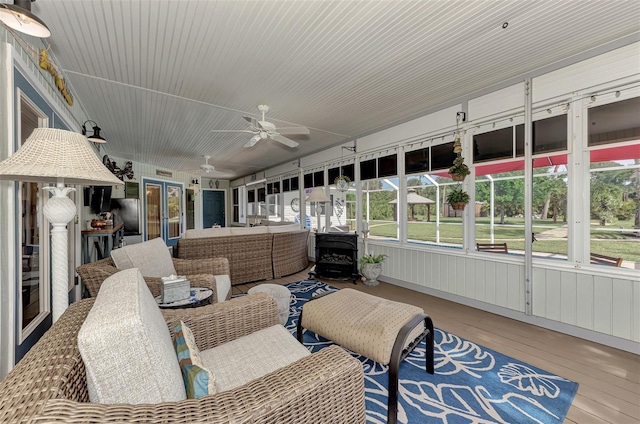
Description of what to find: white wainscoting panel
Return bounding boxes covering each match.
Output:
[372,244,639,344]
[532,267,639,343]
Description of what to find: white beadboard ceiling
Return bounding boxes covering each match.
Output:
[24,0,640,179]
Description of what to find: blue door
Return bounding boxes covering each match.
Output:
[203,190,226,227]
[143,179,184,247]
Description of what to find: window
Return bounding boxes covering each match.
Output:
[362,178,399,241]
[18,92,50,336]
[588,97,640,269]
[232,187,239,222]
[303,173,313,188]
[360,159,376,180]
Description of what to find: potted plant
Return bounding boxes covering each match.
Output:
[446,185,470,210]
[448,156,470,181]
[359,253,388,286]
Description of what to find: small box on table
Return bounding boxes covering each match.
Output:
[160,275,191,303]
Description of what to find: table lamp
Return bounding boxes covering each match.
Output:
[306,187,330,233]
[0,128,122,321]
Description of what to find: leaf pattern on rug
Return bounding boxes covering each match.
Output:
[497,363,569,398]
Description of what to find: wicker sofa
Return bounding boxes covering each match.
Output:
[175,227,310,285]
[0,290,365,423]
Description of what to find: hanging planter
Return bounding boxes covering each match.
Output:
[446,185,469,211]
[448,156,470,181]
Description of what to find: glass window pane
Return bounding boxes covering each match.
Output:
[328,167,340,185]
[303,173,313,188]
[515,124,524,157]
[473,127,513,163]
[282,178,290,192]
[588,97,640,147]
[431,142,457,171]
[313,171,324,187]
[475,166,525,253]
[290,176,299,191]
[405,175,463,247]
[360,159,376,180]
[532,161,568,259]
[21,182,41,328]
[272,181,280,194]
[342,164,355,181]
[533,114,567,154]
[362,178,399,241]
[589,145,639,269]
[146,184,161,240]
[167,186,181,239]
[378,154,397,178]
[405,147,429,175]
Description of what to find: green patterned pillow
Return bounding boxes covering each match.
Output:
[173,321,216,398]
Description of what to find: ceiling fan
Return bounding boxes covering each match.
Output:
[190,155,234,178]
[211,105,309,148]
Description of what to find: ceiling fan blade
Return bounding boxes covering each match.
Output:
[276,126,310,135]
[271,134,299,148]
[211,129,254,133]
[244,134,261,148]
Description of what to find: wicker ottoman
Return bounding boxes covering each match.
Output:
[247,283,291,325]
[297,288,434,424]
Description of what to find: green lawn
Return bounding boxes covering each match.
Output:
[367,219,640,263]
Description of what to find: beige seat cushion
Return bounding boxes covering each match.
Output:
[110,237,176,277]
[200,324,309,392]
[301,288,424,365]
[78,268,186,404]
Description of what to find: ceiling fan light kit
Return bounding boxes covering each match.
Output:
[212,104,308,149]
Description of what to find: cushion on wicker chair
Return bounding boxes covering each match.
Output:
[200,324,310,392]
[174,321,216,398]
[110,237,176,278]
[78,268,186,404]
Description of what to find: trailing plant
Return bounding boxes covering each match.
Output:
[448,156,470,180]
[446,184,470,205]
[359,253,388,266]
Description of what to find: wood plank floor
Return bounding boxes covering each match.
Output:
[232,265,640,424]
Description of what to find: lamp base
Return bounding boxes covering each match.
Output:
[42,184,77,322]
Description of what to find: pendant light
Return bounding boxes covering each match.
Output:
[0,0,50,38]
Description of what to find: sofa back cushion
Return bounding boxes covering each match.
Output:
[78,268,187,404]
[267,223,301,233]
[110,237,176,277]
[184,227,231,238]
[230,226,268,235]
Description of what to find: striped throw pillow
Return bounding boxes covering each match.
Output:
[173,321,216,398]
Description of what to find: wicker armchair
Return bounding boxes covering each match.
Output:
[0,293,366,423]
[76,256,231,301]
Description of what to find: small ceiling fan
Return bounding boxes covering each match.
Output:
[190,155,234,178]
[211,105,309,148]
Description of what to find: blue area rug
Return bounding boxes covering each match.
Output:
[284,280,579,424]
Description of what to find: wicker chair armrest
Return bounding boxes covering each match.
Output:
[162,293,279,349]
[173,257,230,276]
[33,346,365,423]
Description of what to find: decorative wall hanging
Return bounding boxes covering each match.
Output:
[102,155,134,181]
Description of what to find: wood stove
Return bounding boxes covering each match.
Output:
[309,232,360,284]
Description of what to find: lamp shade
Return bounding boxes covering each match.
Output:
[0,0,50,38]
[0,128,122,185]
[306,187,330,203]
